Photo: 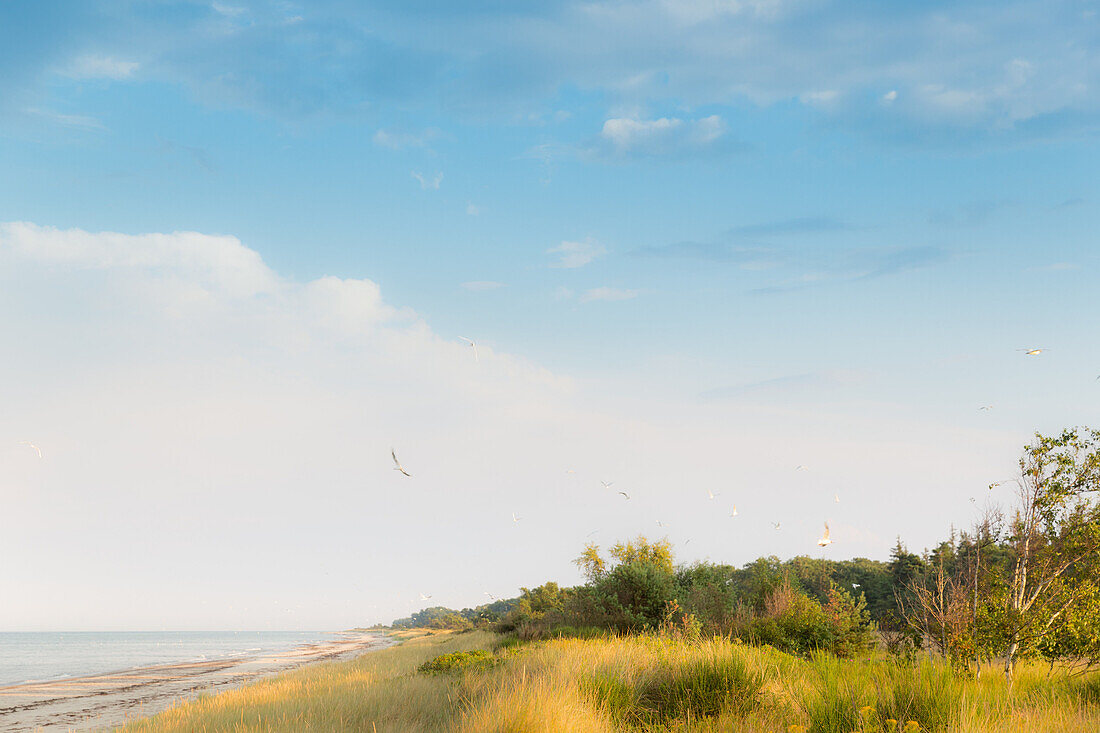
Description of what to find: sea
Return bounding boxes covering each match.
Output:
[0,630,331,686]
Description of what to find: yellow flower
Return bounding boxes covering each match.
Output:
[786,726,806,733]
[885,719,898,732]
[859,705,875,716]
[904,722,921,732]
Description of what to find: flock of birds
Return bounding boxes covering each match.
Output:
[14,343,1090,610]
[390,343,1094,605]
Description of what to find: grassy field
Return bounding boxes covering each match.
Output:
[120,631,1100,732]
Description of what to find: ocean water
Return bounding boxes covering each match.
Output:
[0,630,331,686]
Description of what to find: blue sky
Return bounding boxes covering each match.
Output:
[0,0,1098,630]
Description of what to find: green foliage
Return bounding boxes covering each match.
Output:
[392,606,472,631]
[876,662,963,732]
[580,652,764,726]
[417,649,498,675]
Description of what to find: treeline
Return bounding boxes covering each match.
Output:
[392,427,1100,681]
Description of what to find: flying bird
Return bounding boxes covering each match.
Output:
[601,481,614,489]
[419,593,432,601]
[459,336,479,362]
[834,494,840,503]
[773,522,781,530]
[852,582,860,588]
[484,592,497,602]
[1018,348,1046,356]
[19,441,42,459]
[978,405,994,411]
[795,465,808,471]
[618,491,630,500]
[512,512,522,523]
[730,505,738,517]
[391,449,411,477]
[656,520,667,528]
[818,522,832,547]
[707,489,718,500]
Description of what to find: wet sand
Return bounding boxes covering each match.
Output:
[0,631,393,732]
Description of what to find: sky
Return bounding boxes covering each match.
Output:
[0,0,1098,631]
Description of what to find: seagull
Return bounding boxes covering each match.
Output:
[618,491,630,500]
[818,522,832,547]
[795,465,808,471]
[773,521,781,530]
[601,481,614,489]
[419,593,432,601]
[585,529,599,537]
[459,337,479,362]
[852,582,860,588]
[834,494,840,503]
[978,405,994,411]
[707,489,718,500]
[19,441,42,459]
[391,448,411,477]
[1018,348,1046,356]
[512,512,522,523]
[656,520,667,528]
[730,505,738,517]
[484,591,497,601]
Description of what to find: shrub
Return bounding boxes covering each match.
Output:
[417,649,498,675]
[637,654,764,722]
[581,652,764,725]
[876,663,962,731]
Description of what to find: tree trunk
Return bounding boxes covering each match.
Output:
[1004,641,1018,684]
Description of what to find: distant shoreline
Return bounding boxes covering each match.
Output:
[0,630,393,732]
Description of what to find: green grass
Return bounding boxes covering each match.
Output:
[119,630,1100,732]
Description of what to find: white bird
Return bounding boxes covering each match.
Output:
[618,491,630,500]
[459,336,479,362]
[834,494,840,503]
[707,489,718,500]
[512,512,522,523]
[19,441,42,459]
[852,582,860,588]
[1018,348,1046,356]
[656,520,667,528]
[419,593,432,601]
[818,522,832,547]
[978,405,994,411]
[585,529,599,537]
[391,448,411,477]
[484,591,497,601]
[773,521,781,530]
[601,480,614,489]
[795,465,808,471]
[730,505,738,517]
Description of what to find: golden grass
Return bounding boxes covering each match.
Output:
[119,631,1100,732]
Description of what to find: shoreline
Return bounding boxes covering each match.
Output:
[0,630,394,732]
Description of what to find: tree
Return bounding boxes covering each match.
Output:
[1001,427,1100,682]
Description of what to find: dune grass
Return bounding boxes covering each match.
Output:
[120,630,1100,732]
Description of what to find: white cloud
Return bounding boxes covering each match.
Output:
[461,280,504,291]
[411,171,443,190]
[68,55,140,80]
[24,108,106,131]
[374,128,437,150]
[579,286,639,303]
[882,90,898,103]
[546,238,605,269]
[599,115,725,155]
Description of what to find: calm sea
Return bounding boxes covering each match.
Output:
[0,630,331,686]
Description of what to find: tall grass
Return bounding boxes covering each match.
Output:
[120,630,1100,732]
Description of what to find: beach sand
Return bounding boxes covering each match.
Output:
[0,630,393,732]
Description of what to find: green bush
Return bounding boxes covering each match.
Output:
[876,662,962,731]
[581,653,764,725]
[417,649,498,675]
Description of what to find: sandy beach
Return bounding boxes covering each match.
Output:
[0,631,393,732]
